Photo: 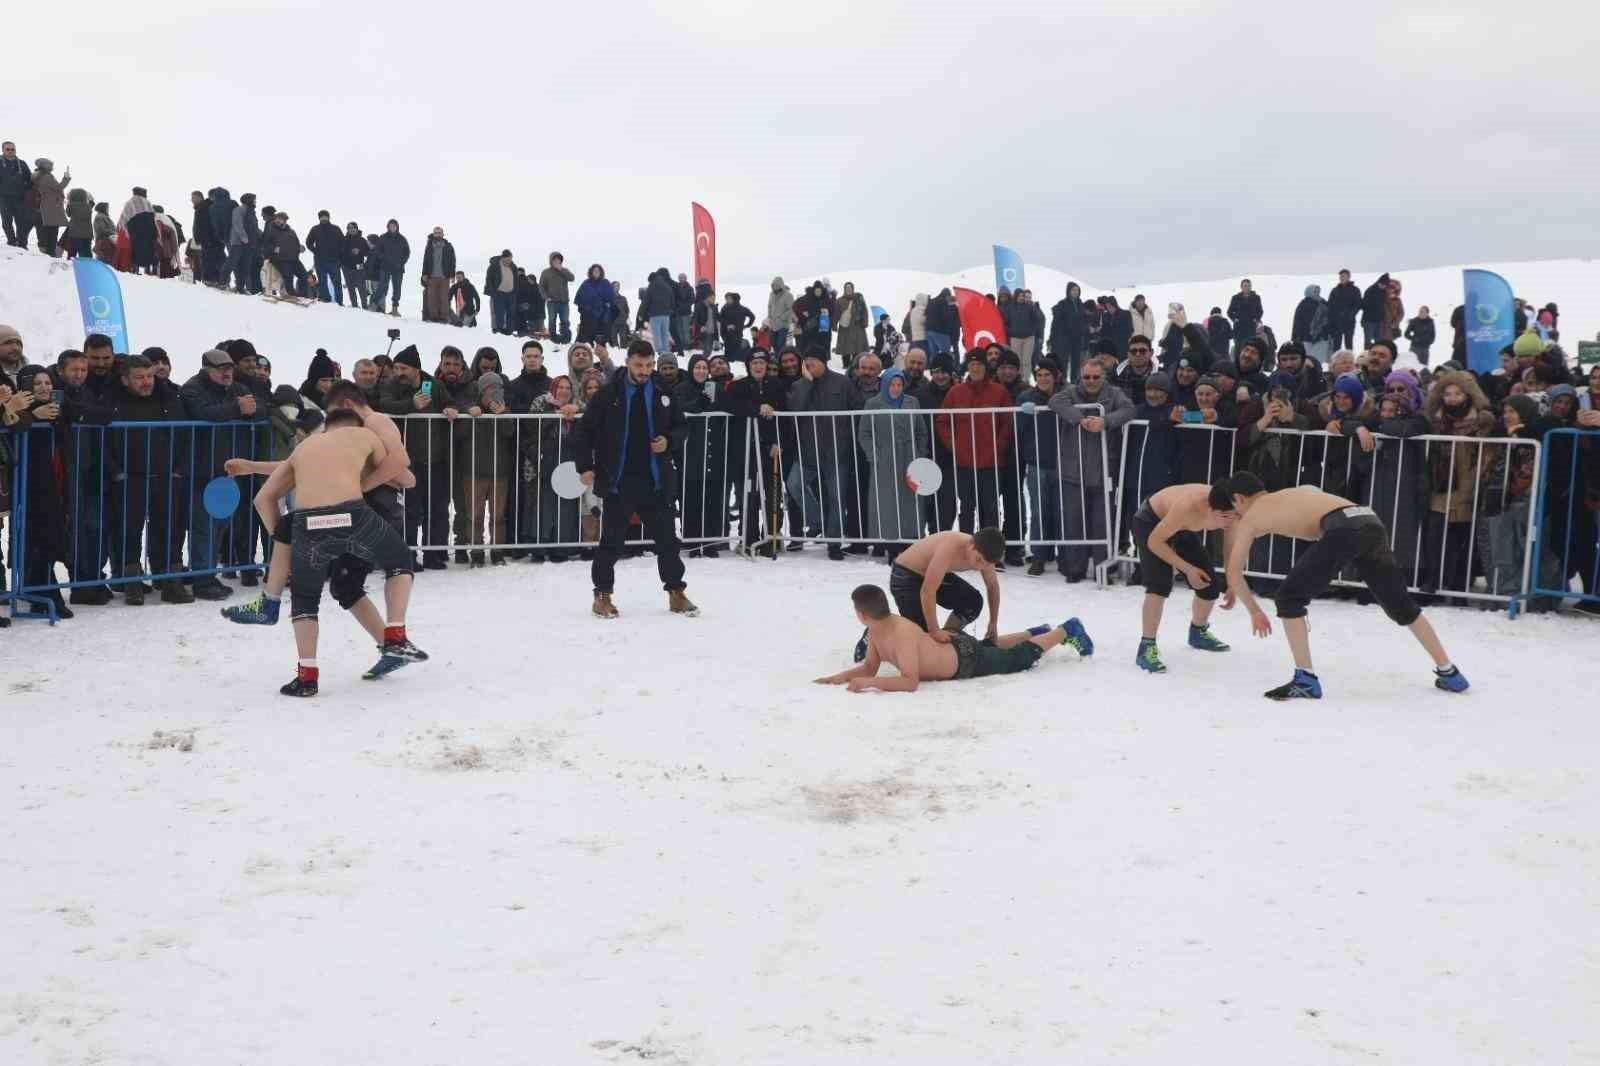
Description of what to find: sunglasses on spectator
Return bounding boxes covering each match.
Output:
[1129,346,1151,354]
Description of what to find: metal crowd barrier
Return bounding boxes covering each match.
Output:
[8,420,269,620]
[390,412,749,554]
[1110,419,1544,615]
[1528,427,1600,611]
[761,404,1117,572]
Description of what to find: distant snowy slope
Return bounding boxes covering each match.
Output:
[3,245,1596,385]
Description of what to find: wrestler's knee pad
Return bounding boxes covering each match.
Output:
[328,562,368,611]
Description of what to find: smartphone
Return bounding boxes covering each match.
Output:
[51,389,65,407]
[420,381,433,397]
[387,328,401,340]
[1181,409,1204,423]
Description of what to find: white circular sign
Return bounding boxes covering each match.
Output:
[552,461,587,500]
[906,457,942,497]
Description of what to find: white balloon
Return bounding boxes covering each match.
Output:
[552,461,587,500]
[906,457,943,497]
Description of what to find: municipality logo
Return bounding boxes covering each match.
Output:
[1474,303,1500,327]
[87,295,111,320]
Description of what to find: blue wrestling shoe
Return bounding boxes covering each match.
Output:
[1061,617,1094,657]
[1187,623,1229,652]
[222,592,280,625]
[1433,665,1469,693]
[1265,668,1322,701]
[1136,639,1166,673]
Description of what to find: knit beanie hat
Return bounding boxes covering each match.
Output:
[394,345,422,370]
[1512,329,1546,358]
[1333,373,1367,408]
[1504,394,1539,426]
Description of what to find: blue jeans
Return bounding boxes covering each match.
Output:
[491,290,515,333]
[547,299,570,339]
[926,330,953,358]
[315,259,341,303]
[770,328,789,355]
[1026,467,1062,562]
[188,479,219,576]
[372,266,403,309]
[649,315,672,354]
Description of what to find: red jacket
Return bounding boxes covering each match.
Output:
[937,378,1013,469]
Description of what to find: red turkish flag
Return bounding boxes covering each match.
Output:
[691,202,716,289]
[954,286,1008,352]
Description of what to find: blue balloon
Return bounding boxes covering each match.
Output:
[202,476,242,519]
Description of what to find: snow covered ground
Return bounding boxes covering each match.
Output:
[3,245,1598,387]
[3,553,1597,1065]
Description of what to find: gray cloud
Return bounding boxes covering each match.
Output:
[3,0,1595,290]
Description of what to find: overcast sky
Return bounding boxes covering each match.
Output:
[6,0,1594,294]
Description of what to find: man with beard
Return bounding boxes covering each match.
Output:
[1114,335,1156,403]
[572,341,695,618]
[1327,269,1361,351]
[726,349,787,554]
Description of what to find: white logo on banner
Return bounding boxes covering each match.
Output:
[88,295,111,320]
[695,232,711,254]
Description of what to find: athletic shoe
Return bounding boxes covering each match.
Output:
[222,592,280,625]
[1136,640,1166,673]
[382,638,429,663]
[1061,617,1094,657]
[853,628,869,663]
[1433,666,1470,693]
[279,675,318,698]
[1187,624,1230,652]
[1265,668,1322,700]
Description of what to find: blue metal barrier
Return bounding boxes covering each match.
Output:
[10,419,268,623]
[1527,427,1600,612]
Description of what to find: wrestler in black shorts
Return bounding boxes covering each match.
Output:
[1275,505,1420,625]
[289,498,415,621]
[1130,502,1224,601]
[888,562,982,632]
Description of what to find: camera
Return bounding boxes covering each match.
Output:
[51,389,65,407]
[387,328,401,340]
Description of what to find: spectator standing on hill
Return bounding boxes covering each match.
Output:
[420,227,456,323]
[371,219,410,315]
[306,210,345,304]
[540,253,575,343]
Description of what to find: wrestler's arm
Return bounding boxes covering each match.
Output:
[359,431,392,494]
[851,632,921,693]
[1226,516,1266,624]
[224,458,280,476]
[815,642,881,685]
[254,461,295,530]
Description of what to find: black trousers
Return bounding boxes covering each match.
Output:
[954,466,1001,534]
[112,475,184,576]
[403,460,451,563]
[592,479,686,594]
[889,562,982,631]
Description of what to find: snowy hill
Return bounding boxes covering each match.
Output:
[3,245,1597,385]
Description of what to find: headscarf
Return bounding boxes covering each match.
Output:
[879,367,907,408]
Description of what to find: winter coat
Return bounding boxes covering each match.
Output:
[575,274,614,323]
[65,190,93,239]
[896,293,926,344]
[673,375,731,484]
[1227,291,1263,334]
[859,390,928,540]
[925,293,961,337]
[340,232,368,270]
[306,221,344,264]
[1363,409,1429,571]
[641,269,677,317]
[374,230,410,270]
[0,155,32,199]
[228,202,259,247]
[937,379,1013,470]
[1404,317,1436,353]
[262,222,303,263]
[538,263,574,302]
[504,367,551,413]
[726,373,787,459]
[570,368,688,498]
[834,292,870,357]
[32,168,69,227]
[1424,371,1494,522]
[109,387,189,477]
[1048,383,1135,486]
[785,367,862,460]
[450,278,481,317]
[1292,286,1329,343]
[1014,386,1061,471]
[420,236,456,278]
[1206,314,1232,357]
[1328,280,1362,327]
[1048,292,1087,353]
[1360,276,1390,327]
[1128,304,1157,342]
[454,406,518,482]
[191,198,216,248]
[768,278,795,331]
[719,301,756,343]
